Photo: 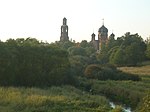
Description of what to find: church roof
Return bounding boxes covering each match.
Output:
[110,33,115,37]
[91,33,96,36]
[98,25,108,32]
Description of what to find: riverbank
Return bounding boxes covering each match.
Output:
[110,102,131,112]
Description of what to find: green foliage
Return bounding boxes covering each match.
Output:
[111,106,124,112]
[80,40,90,48]
[0,38,74,87]
[84,64,102,79]
[67,41,97,76]
[0,86,111,112]
[98,32,146,66]
[69,55,90,76]
[137,92,150,112]
[146,43,150,59]
[108,33,146,66]
[78,76,149,110]
[59,41,75,50]
[124,42,146,66]
[68,46,87,56]
[97,51,109,64]
[110,47,125,66]
[84,64,140,81]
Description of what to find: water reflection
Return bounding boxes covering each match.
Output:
[109,102,131,112]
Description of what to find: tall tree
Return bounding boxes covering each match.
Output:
[109,33,146,66]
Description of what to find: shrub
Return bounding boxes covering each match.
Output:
[137,92,150,112]
[84,64,141,81]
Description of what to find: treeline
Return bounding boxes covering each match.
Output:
[55,32,149,76]
[0,32,148,86]
[0,38,74,87]
[98,32,147,66]
[54,35,141,81]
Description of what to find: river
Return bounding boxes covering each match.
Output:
[109,102,131,112]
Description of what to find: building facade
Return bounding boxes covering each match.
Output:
[91,24,115,51]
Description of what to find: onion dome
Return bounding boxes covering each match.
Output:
[91,33,96,41]
[110,33,115,37]
[98,25,108,32]
[91,33,96,37]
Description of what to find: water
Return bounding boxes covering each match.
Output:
[109,102,131,112]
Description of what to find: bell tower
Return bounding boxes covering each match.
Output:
[60,17,69,41]
[98,19,108,50]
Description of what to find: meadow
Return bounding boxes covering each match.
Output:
[118,65,150,76]
[0,86,111,112]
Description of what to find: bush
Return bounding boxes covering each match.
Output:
[137,92,150,112]
[84,64,141,81]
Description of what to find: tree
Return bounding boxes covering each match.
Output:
[68,46,87,56]
[124,42,145,66]
[0,38,75,87]
[109,33,146,66]
[112,47,125,66]
[109,46,120,64]
[80,40,90,48]
[69,55,90,76]
[146,43,150,59]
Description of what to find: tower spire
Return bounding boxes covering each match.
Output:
[102,18,104,25]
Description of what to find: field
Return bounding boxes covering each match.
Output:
[118,65,150,84]
[0,86,111,112]
[118,65,150,76]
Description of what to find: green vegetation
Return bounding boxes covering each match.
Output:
[137,92,150,112]
[118,65,150,76]
[111,106,124,112]
[0,38,75,87]
[84,64,140,81]
[0,33,150,111]
[0,86,111,112]
[98,32,147,66]
[78,76,149,109]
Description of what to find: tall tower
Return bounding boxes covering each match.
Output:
[109,33,115,40]
[98,22,108,50]
[91,33,99,50]
[91,33,96,41]
[60,17,69,41]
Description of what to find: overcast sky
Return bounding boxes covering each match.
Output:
[0,0,150,43]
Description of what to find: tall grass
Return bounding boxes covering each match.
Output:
[0,86,111,112]
[118,65,150,76]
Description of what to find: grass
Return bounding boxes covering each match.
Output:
[118,65,150,76]
[0,86,111,112]
[118,65,150,83]
[77,65,150,110]
[80,78,149,109]
[0,65,150,112]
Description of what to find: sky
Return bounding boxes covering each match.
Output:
[0,0,150,43]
